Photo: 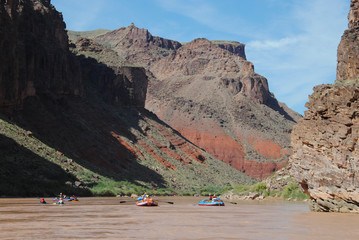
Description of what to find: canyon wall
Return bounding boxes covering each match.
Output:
[290,0,359,212]
[88,26,301,180]
[0,0,255,195]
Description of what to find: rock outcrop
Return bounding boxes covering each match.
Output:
[290,0,359,212]
[93,24,182,67]
[290,84,359,212]
[0,0,83,109]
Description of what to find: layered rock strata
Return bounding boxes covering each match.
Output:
[290,0,359,212]
[147,38,299,179]
[290,84,359,212]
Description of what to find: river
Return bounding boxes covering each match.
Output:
[1,197,359,239]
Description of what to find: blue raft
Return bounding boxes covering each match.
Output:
[198,198,225,206]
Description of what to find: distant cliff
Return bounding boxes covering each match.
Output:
[86,25,301,180]
[290,0,359,212]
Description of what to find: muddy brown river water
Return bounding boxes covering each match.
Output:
[1,197,359,239]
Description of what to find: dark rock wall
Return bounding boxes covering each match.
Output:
[0,0,148,109]
[73,38,148,108]
[0,0,83,109]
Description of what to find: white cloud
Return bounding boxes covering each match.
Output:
[247,37,302,51]
[246,0,348,114]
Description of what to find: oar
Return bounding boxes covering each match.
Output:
[157,200,174,204]
[119,200,137,204]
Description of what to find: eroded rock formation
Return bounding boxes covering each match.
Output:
[290,0,359,212]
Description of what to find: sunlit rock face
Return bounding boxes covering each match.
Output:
[290,0,359,213]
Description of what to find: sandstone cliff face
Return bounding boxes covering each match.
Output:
[290,0,359,212]
[290,84,359,212]
[0,0,83,109]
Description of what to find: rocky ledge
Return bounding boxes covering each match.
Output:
[290,84,359,212]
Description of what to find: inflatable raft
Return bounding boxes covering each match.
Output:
[198,198,224,206]
[53,197,78,202]
[136,198,158,206]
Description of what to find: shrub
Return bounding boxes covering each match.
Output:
[252,183,269,196]
[282,182,309,200]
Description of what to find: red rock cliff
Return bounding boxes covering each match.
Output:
[147,38,298,180]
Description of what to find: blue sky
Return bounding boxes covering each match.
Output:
[52,0,350,114]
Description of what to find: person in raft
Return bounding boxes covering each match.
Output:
[212,195,217,202]
[58,198,64,204]
[209,194,213,201]
[40,198,46,204]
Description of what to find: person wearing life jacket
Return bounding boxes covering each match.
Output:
[58,198,64,205]
[40,198,46,204]
[209,194,213,200]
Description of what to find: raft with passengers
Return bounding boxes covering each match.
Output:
[198,195,225,206]
[136,194,158,206]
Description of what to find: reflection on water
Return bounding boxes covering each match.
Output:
[1,197,359,239]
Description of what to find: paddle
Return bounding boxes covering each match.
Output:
[120,200,174,204]
[158,200,174,204]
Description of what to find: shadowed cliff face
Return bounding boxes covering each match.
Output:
[0,0,83,108]
[290,0,359,212]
